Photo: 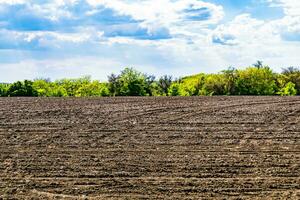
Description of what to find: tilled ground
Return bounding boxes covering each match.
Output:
[0,97,299,199]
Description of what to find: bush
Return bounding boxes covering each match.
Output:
[168,83,180,96]
[282,67,300,95]
[0,84,8,97]
[7,80,38,97]
[2,65,299,97]
[202,74,227,95]
[33,79,52,97]
[51,85,68,97]
[75,81,109,97]
[277,82,297,96]
[55,76,91,96]
[235,67,277,95]
[109,68,149,96]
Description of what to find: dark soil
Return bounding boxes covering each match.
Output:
[0,97,299,199]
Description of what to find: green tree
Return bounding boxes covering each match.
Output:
[277,82,297,96]
[7,80,38,97]
[56,76,91,96]
[253,60,264,69]
[0,84,8,97]
[170,74,205,96]
[282,67,300,95]
[75,81,109,97]
[117,68,148,96]
[148,82,163,96]
[222,67,237,95]
[144,74,156,96]
[108,73,120,97]
[168,82,180,96]
[158,75,173,96]
[235,67,277,95]
[201,74,227,96]
[33,79,52,97]
[51,84,68,97]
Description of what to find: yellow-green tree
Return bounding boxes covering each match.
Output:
[235,67,277,95]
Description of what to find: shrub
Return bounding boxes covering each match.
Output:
[7,80,38,97]
[235,67,277,95]
[277,82,297,96]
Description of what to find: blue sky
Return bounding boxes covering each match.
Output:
[0,0,300,82]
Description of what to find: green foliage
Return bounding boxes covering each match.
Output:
[50,85,68,97]
[222,67,237,95]
[148,82,163,96]
[0,84,8,97]
[32,77,110,97]
[33,79,52,97]
[118,68,147,96]
[277,82,297,96]
[168,82,180,96]
[158,75,173,96]
[108,68,151,96]
[107,73,119,97]
[168,74,205,96]
[144,75,156,96]
[2,64,300,97]
[253,60,264,69]
[282,67,300,95]
[235,67,277,95]
[180,74,204,96]
[55,76,91,96]
[7,80,38,97]
[75,81,109,97]
[201,74,227,96]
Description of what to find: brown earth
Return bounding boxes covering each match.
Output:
[0,96,299,199]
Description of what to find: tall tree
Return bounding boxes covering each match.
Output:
[222,67,237,95]
[158,75,173,96]
[108,73,120,96]
[118,68,148,96]
[253,60,263,69]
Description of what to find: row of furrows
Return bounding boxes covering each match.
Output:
[1,138,299,155]
[156,100,300,122]
[1,138,299,151]
[1,177,299,198]
[0,96,298,111]
[102,105,299,124]
[0,123,299,138]
[0,97,299,198]
[1,121,299,130]
[1,163,299,178]
[1,150,299,178]
[2,97,298,125]
[105,98,300,122]
[1,141,299,152]
[1,109,299,129]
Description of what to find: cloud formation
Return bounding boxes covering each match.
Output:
[0,0,299,82]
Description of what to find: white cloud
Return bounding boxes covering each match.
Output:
[0,0,25,5]
[86,0,224,36]
[268,0,300,16]
[212,14,282,46]
[263,0,300,41]
[0,0,300,83]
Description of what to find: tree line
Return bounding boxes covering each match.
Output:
[0,63,299,97]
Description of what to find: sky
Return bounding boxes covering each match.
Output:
[0,0,300,82]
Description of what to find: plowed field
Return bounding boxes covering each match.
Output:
[0,97,299,199]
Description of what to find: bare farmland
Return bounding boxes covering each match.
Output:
[0,97,299,199]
